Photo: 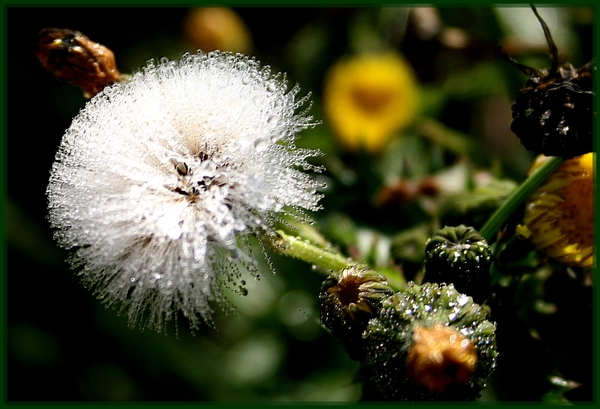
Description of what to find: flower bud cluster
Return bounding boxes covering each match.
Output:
[320,264,498,401]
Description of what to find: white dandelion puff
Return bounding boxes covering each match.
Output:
[46,51,324,332]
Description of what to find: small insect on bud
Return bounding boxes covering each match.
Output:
[502,6,595,159]
[363,282,498,401]
[319,265,394,361]
[423,225,492,304]
[34,28,123,98]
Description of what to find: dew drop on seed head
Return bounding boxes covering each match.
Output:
[254,138,269,152]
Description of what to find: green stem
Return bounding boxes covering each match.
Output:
[268,229,355,273]
[416,117,479,159]
[267,229,407,291]
[479,156,564,242]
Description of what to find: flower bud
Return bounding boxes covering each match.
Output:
[423,225,492,304]
[319,265,394,361]
[34,28,123,98]
[363,282,498,401]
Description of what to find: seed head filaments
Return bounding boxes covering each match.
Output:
[46,51,324,332]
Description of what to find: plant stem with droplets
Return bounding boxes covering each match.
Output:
[269,229,354,272]
[266,229,407,291]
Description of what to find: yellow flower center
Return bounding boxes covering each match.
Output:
[351,86,396,115]
[323,52,420,153]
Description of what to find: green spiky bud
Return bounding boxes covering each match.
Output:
[423,225,492,304]
[319,265,394,361]
[363,282,498,401]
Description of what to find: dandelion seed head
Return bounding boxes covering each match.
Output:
[47,51,323,332]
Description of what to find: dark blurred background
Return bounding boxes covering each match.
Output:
[5,6,594,402]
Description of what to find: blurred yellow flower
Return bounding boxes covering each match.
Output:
[323,52,419,153]
[183,7,253,55]
[517,153,594,267]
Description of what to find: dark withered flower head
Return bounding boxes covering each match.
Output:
[505,7,595,159]
[363,282,498,401]
[319,265,393,361]
[423,225,492,304]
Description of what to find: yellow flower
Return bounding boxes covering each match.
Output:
[517,153,594,267]
[323,52,420,153]
[183,7,253,55]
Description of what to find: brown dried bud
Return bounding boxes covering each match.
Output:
[34,28,123,98]
[406,324,478,394]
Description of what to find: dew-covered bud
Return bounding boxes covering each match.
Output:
[319,265,394,361]
[423,225,492,304]
[363,282,498,401]
[406,324,477,394]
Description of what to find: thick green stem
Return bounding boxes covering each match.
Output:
[479,156,564,242]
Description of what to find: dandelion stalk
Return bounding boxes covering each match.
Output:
[270,229,355,272]
[268,229,407,291]
[479,156,564,242]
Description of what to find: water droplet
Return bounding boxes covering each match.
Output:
[253,138,269,152]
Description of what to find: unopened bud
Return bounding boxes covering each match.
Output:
[34,28,123,98]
